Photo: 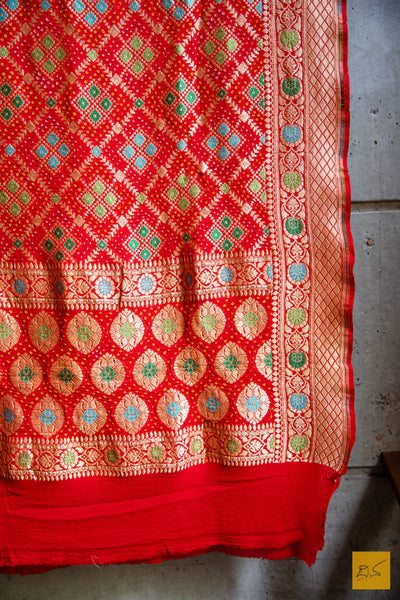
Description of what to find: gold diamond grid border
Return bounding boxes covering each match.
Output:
[307,0,352,472]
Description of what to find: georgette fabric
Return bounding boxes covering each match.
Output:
[0,0,354,571]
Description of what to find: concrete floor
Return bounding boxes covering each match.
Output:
[1,1,400,598]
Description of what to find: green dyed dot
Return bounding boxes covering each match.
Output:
[58,367,73,383]
[42,35,54,49]
[283,171,302,189]
[77,325,92,342]
[0,322,11,339]
[43,60,56,73]
[89,201,105,219]
[282,77,300,96]
[226,37,237,52]
[132,60,144,74]
[288,351,307,369]
[183,358,198,374]
[142,47,153,62]
[18,453,31,467]
[161,318,176,334]
[269,435,276,450]
[204,41,215,55]
[151,445,163,460]
[192,439,202,454]
[37,324,51,340]
[288,307,306,325]
[201,314,216,332]
[63,452,75,466]
[142,362,157,379]
[215,51,227,65]
[264,352,273,368]
[243,311,258,328]
[107,449,119,463]
[290,435,308,452]
[227,439,239,454]
[120,49,132,63]
[119,322,136,339]
[223,354,239,371]
[280,29,299,48]
[18,366,34,383]
[285,217,303,235]
[100,366,116,381]
[189,184,200,197]
[131,36,143,50]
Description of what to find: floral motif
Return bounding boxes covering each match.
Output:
[287,307,306,326]
[114,393,149,434]
[226,437,243,457]
[28,311,59,353]
[290,393,308,411]
[255,342,273,378]
[147,443,167,464]
[157,388,189,430]
[31,395,64,437]
[215,342,248,383]
[110,309,144,351]
[290,434,309,452]
[234,298,267,340]
[91,353,125,394]
[151,306,184,347]
[0,394,24,434]
[133,349,166,391]
[66,312,102,354]
[280,29,300,49]
[60,450,80,471]
[192,301,226,343]
[174,346,207,386]
[104,446,121,466]
[197,385,229,421]
[49,355,83,395]
[73,396,107,435]
[236,383,270,424]
[10,353,43,395]
[0,310,21,351]
[288,350,307,370]
[93,276,116,299]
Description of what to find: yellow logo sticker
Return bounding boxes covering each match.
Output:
[352,552,391,590]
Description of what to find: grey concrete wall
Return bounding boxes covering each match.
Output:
[1,1,399,598]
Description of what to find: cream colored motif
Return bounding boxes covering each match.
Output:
[66,312,102,354]
[234,298,267,340]
[49,355,83,396]
[0,310,21,351]
[91,353,125,395]
[192,301,226,343]
[28,311,59,353]
[151,306,184,347]
[157,389,190,430]
[236,383,270,424]
[10,353,43,396]
[114,393,149,434]
[110,309,144,351]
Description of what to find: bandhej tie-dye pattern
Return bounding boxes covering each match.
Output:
[0,0,354,571]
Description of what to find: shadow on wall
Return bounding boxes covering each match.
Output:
[321,463,399,599]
